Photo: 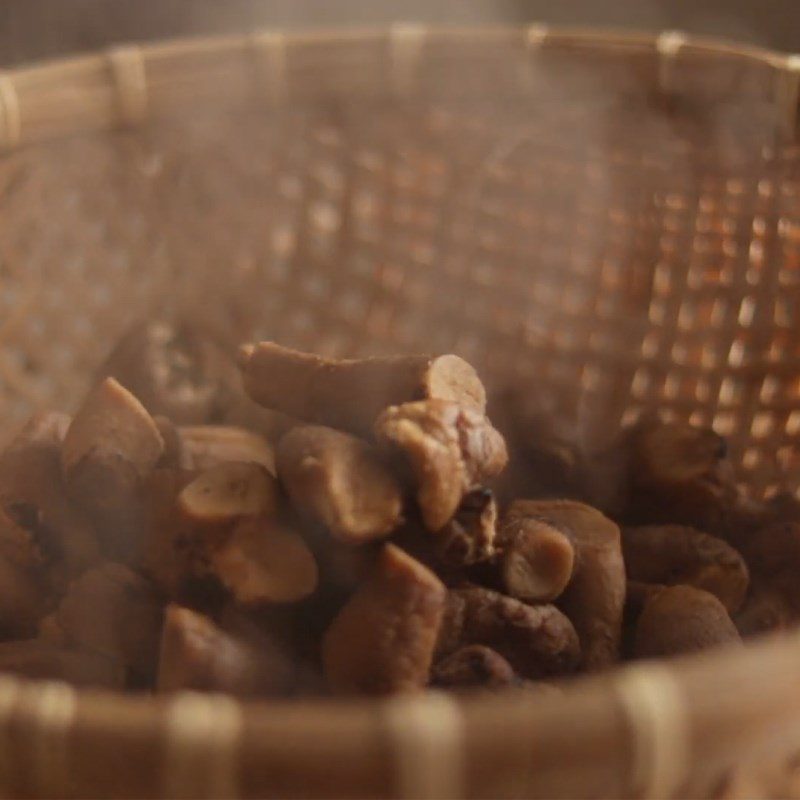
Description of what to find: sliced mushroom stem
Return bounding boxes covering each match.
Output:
[276,425,403,544]
[0,412,100,581]
[157,604,301,696]
[239,341,487,437]
[734,583,795,637]
[97,320,242,425]
[46,562,164,686]
[497,514,575,603]
[435,586,580,679]
[431,645,516,690]
[507,499,625,670]
[620,419,738,530]
[176,461,279,531]
[375,399,507,532]
[322,544,446,694]
[634,584,741,658]
[622,524,749,614]
[210,517,318,605]
[0,508,48,639]
[62,378,165,560]
[177,425,276,474]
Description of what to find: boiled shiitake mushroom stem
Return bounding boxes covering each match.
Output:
[176,461,279,530]
[322,544,446,695]
[177,425,276,474]
[97,319,241,425]
[0,507,48,639]
[210,517,318,605]
[42,562,163,686]
[634,584,741,658]
[158,604,302,696]
[0,412,100,580]
[506,499,625,670]
[620,419,738,530]
[375,399,508,532]
[276,425,403,544]
[145,462,316,606]
[496,513,575,603]
[435,586,581,679]
[622,524,749,614]
[238,341,487,438]
[431,644,516,690]
[62,377,164,560]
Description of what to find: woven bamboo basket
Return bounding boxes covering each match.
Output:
[0,25,800,799]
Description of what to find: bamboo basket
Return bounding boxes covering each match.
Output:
[0,25,799,799]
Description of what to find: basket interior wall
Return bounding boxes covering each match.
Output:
[0,47,799,497]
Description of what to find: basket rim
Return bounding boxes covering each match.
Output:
[5,25,798,75]
[1,24,799,151]
[1,630,800,797]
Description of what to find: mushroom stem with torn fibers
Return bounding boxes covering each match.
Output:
[239,341,487,438]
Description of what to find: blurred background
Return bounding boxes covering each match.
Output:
[0,0,796,66]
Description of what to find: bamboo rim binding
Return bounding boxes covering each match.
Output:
[0,73,21,150]
[0,26,797,150]
[0,634,798,797]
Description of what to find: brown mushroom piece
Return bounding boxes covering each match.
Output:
[100,319,295,441]
[322,544,446,695]
[435,586,581,679]
[0,508,49,639]
[276,425,403,544]
[634,584,741,659]
[506,499,625,670]
[62,377,165,561]
[239,341,487,438]
[177,425,276,474]
[431,645,516,690]
[620,419,738,531]
[375,400,508,532]
[209,517,318,605]
[436,488,498,568]
[157,604,300,696]
[496,511,575,604]
[44,562,164,686]
[141,468,212,602]
[726,521,800,630]
[0,412,100,583]
[176,461,279,533]
[622,525,749,614]
[97,320,243,425]
[143,465,311,607]
[0,639,125,689]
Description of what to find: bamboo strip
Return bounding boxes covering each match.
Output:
[0,27,797,149]
[0,633,795,797]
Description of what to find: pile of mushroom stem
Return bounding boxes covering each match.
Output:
[0,320,795,699]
